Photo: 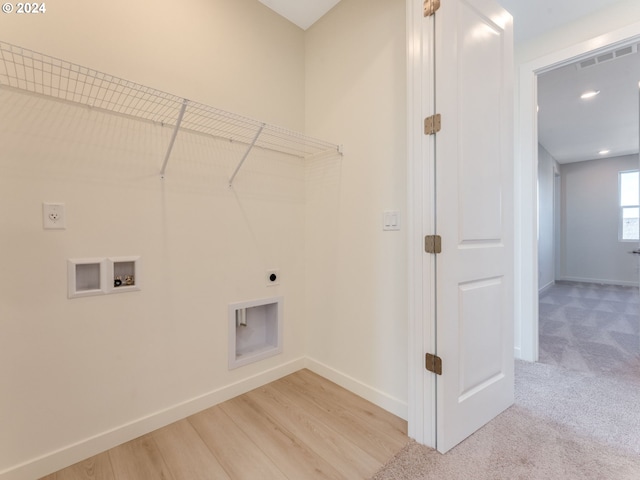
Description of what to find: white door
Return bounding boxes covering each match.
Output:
[432,0,514,453]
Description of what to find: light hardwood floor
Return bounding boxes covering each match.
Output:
[41,369,409,479]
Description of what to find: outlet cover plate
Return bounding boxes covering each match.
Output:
[43,202,66,229]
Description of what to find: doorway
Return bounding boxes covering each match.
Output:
[517,24,640,365]
[535,46,640,378]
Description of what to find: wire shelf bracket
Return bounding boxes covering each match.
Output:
[160,98,188,179]
[228,123,265,187]
[0,40,343,181]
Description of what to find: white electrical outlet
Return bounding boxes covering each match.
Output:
[43,203,66,229]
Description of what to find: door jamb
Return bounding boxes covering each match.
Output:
[407,0,436,447]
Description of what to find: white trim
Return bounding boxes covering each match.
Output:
[107,255,141,294]
[1,358,305,480]
[538,280,555,295]
[2,357,412,480]
[227,296,283,370]
[67,258,108,299]
[618,169,640,242]
[558,276,639,288]
[406,0,436,448]
[304,358,408,420]
[516,21,640,363]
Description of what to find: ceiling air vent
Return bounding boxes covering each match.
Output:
[577,44,638,69]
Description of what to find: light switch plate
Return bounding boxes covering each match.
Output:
[383,211,400,231]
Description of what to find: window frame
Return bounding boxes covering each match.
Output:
[618,169,639,242]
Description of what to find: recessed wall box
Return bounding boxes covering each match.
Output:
[107,256,140,294]
[228,296,283,370]
[67,258,107,298]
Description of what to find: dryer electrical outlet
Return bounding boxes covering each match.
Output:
[266,269,280,286]
[43,203,66,229]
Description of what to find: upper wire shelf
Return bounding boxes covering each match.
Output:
[0,41,342,178]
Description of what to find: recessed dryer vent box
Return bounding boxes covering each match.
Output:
[228,296,283,370]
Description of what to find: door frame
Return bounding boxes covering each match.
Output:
[515,22,640,362]
[406,0,514,449]
[407,0,436,447]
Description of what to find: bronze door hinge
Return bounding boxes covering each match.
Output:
[425,353,442,375]
[424,0,441,17]
[425,235,442,254]
[424,114,441,135]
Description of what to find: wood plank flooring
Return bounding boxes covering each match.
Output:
[40,369,408,480]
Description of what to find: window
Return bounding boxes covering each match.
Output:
[619,170,639,241]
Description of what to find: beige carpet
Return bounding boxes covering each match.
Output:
[372,361,640,479]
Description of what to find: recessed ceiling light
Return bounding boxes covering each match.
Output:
[599,149,610,155]
[580,90,600,99]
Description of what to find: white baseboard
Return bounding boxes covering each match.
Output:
[3,356,408,479]
[304,357,408,421]
[1,357,306,480]
[559,276,639,287]
[538,280,555,294]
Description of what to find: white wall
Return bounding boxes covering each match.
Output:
[0,1,310,478]
[0,0,305,129]
[559,155,639,286]
[538,144,557,291]
[304,0,408,417]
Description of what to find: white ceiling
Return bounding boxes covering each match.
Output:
[258,0,341,30]
[497,0,639,164]
[259,0,625,40]
[496,0,628,44]
[259,0,639,164]
[538,45,640,163]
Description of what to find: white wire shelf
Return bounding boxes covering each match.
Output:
[0,41,342,183]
